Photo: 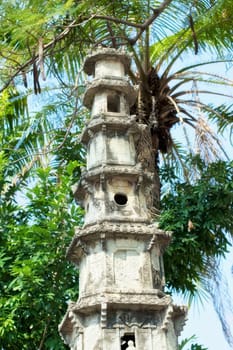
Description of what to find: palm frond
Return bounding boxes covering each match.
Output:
[206,104,233,138]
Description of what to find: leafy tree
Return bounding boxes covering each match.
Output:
[0,162,83,349]
[0,0,233,348]
[0,89,84,349]
[160,156,233,293]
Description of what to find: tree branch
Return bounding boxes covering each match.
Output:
[93,0,172,31]
[93,14,144,29]
[106,21,118,48]
[0,20,77,93]
[130,0,173,44]
[93,0,173,45]
[0,0,173,92]
[38,320,50,350]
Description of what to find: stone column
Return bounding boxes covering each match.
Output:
[59,48,187,350]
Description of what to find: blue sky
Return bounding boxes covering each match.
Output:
[176,246,233,350]
[171,59,233,350]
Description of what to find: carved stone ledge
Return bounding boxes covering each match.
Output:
[84,78,136,109]
[80,114,138,144]
[82,165,143,178]
[72,290,172,314]
[83,47,131,76]
[66,222,171,264]
[77,221,171,239]
[73,165,155,203]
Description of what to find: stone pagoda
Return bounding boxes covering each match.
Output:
[59,48,187,350]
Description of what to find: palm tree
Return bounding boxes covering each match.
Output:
[1,0,233,346]
[1,0,232,174]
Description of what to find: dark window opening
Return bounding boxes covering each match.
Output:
[107,94,120,113]
[114,193,128,206]
[121,334,135,350]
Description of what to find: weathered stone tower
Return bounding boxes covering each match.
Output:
[59,48,187,350]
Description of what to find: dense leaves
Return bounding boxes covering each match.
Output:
[0,164,82,349]
[160,156,233,293]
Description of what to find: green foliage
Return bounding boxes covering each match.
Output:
[160,156,233,293]
[0,164,83,349]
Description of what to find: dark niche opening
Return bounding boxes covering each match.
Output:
[114,193,128,206]
[107,93,120,113]
[121,334,136,350]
